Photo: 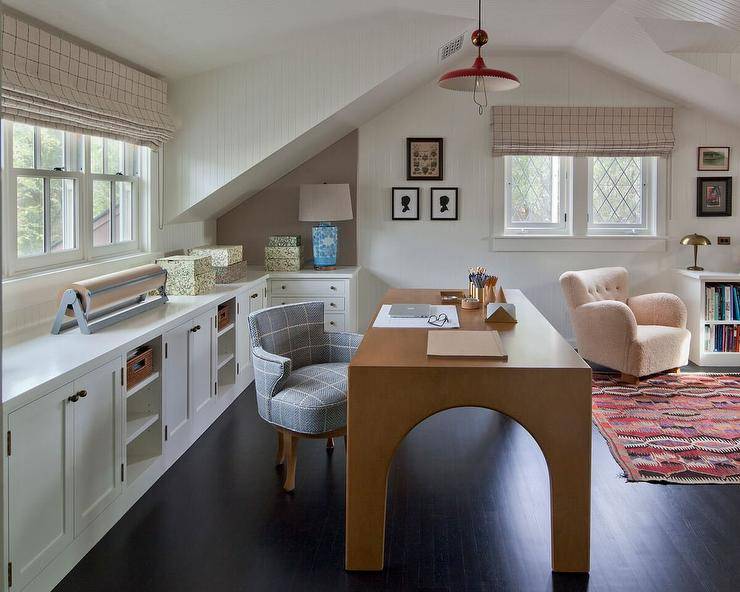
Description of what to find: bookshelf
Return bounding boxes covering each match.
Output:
[673,269,740,366]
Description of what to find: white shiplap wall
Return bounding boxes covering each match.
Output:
[357,54,740,338]
[164,11,472,222]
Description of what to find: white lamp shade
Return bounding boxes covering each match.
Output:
[299,183,353,222]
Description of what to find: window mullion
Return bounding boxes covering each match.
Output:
[43,177,51,253]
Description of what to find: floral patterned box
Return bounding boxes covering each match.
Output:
[188,244,243,267]
[264,257,302,272]
[264,246,302,260]
[267,235,301,248]
[156,254,215,295]
[214,260,249,284]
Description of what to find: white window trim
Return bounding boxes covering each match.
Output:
[504,156,571,235]
[2,122,149,278]
[491,156,668,252]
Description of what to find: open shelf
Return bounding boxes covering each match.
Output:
[125,371,160,399]
[217,352,235,370]
[126,454,158,484]
[126,412,160,445]
[217,322,235,338]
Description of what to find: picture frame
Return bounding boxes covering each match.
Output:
[430,187,458,220]
[698,147,730,171]
[407,137,443,181]
[391,187,420,220]
[696,177,732,217]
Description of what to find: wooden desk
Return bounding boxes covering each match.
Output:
[345,289,592,573]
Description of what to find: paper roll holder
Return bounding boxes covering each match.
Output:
[51,269,168,335]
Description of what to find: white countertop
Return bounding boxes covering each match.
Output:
[2,265,360,411]
[674,269,740,280]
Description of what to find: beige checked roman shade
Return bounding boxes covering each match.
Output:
[491,106,674,157]
[1,15,175,148]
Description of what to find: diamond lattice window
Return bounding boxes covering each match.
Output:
[509,155,560,224]
[591,157,643,225]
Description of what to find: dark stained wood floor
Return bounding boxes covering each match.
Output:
[55,374,740,592]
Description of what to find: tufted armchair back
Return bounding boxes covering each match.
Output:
[559,267,629,310]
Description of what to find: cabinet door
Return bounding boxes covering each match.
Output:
[236,292,251,388]
[190,310,215,418]
[73,359,123,536]
[8,384,74,592]
[163,320,191,456]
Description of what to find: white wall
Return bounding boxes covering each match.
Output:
[357,54,740,339]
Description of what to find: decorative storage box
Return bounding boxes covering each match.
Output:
[126,346,154,389]
[155,254,215,295]
[264,246,302,260]
[214,260,249,284]
[188,245,243,267]
[267,235,301,247]
[265,257,302,272]
[217,303,231,330]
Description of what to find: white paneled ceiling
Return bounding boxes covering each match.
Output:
[6,0,613,79]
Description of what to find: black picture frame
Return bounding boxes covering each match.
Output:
[697,177,732,217]
[697,147,730,172]
[430,187,459,220]
[391,187,420,220]
[407,137,443,181]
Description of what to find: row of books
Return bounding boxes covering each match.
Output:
[704,323,740,352]
[705,284,740,321]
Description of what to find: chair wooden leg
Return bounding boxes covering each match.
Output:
[283,435,299,492]
[326,437,334,450]
[672,367,681,375]
[276,431,286,466]
[620,372,640,385]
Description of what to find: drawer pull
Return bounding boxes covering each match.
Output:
[250,293,259,299]
[77,390,87,398]
[329,302,337,307]
[191,325,201,333]
[281,302,286,305]
[330,285,337,291]
[281,285,286,290]
[68,394,79,403]
[329,321,336,326]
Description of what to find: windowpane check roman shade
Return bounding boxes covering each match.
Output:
[1,15,175,148]
[492,106,674,157]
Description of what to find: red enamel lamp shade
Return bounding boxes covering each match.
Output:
[438,55,520,92]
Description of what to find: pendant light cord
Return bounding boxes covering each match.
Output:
[473,0,487,115]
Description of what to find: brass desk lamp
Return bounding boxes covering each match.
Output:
[680,234,711,271]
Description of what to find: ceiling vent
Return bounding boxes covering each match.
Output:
[438,34,464,63]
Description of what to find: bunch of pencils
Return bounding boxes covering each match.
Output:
[469,266,493,288]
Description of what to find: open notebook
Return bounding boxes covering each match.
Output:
[427,330,508,360]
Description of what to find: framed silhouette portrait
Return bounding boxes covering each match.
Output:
[392,187,420,220]
[430,187,458,220]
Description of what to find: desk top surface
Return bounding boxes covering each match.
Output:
[351,288,589,370]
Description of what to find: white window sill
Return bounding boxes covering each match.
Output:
[491,235,668,252]
[3,252,163,310]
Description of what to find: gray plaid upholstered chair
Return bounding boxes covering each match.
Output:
[248,301,363,491]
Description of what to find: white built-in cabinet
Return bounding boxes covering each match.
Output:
[7,359,121,592]
[2,269,358,592]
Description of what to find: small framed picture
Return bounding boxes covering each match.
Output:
[430,187,458,220]
[698,147,730,171]
[407,137,443,180]
[697,177,732,217]
[392,187,420,220]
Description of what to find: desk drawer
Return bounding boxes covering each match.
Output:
[272,296,345,312]
[271,279,345,297]
[324,313,345,332]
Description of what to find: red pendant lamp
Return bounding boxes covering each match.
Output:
[438,0,520,114]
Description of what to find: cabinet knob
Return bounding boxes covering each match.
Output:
[329,321,336,326]
[77,390,87,398]
[250,293,259,299]
[68,394,79,403]
[191,325,201,333]
[281,285,286,290]
[281,302,286,305]
[330,302,336,307]
[330,285,337,291]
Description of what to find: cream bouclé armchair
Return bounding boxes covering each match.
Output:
[560,267,690,383]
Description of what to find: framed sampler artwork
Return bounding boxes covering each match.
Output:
[407,138,443,181]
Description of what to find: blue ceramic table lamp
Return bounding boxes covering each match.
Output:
[299,183,353,270]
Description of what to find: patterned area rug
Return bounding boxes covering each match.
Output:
[592,373,740,484]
